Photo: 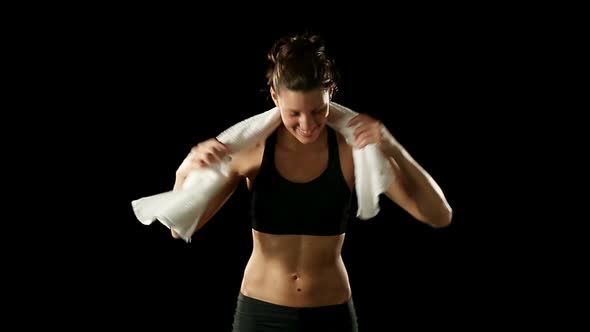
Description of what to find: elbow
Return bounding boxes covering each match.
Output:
[429,207,453,229]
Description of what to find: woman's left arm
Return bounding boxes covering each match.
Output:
[348,114,453,228]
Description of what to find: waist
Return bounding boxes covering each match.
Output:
[241,253,351,307]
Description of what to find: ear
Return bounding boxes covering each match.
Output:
[270,86,279,107]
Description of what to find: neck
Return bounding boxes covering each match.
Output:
[277,125,328,152]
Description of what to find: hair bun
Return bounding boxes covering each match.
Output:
[268,34,325,63]
[265,33,338,92]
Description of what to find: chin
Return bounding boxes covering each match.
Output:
[294,127,320,143]
[297,137,317,144]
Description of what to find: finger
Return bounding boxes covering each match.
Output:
[347,115,364,127]
[358,122,383,139]
[212,146,228,160]
[214,142,229,153]
[353,125,373,141]
[189,154,203,164]
[354,132,368,147]
[186,158,206,168]
[355,138,369,149]
[354,132,373,147]
[205,152,218,163]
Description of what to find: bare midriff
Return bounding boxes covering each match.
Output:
[240,229,352,308]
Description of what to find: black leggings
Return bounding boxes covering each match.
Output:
[232,293,359,332]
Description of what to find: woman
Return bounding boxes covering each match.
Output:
[172,34,452,331]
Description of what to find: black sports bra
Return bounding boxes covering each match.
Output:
[250,127,353,236]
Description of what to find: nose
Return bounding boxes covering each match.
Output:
[299,114,316,130]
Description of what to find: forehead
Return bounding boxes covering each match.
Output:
[278,88,329,111]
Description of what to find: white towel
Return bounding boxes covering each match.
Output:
[131,102,395,242]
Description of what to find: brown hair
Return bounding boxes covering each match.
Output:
[266,34,339,94]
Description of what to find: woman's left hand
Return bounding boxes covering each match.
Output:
[347,113,397,153]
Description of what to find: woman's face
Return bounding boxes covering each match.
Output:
[271,87,330,144]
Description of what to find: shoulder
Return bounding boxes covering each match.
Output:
[230,138,266,178]
[333,130,353,160]
[333,129,355,190]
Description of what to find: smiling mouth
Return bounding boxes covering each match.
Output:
[297,127,314,137]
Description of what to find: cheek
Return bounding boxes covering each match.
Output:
[282,116,298,128]
[314,114,328,126]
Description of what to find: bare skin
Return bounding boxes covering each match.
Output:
[174,124,355,307]
[238,125,355,307]
[241,230,352,307]
[172,88,452,308]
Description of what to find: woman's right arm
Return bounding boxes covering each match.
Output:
[170,138,242,238]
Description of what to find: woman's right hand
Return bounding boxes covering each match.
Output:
[171,138,229,239]
[175,138,230,180]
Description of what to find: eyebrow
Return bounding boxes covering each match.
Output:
[287,104,327,113]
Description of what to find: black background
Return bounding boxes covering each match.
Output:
[31,7,540,330]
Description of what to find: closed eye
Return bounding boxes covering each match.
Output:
[288,106,326,117]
